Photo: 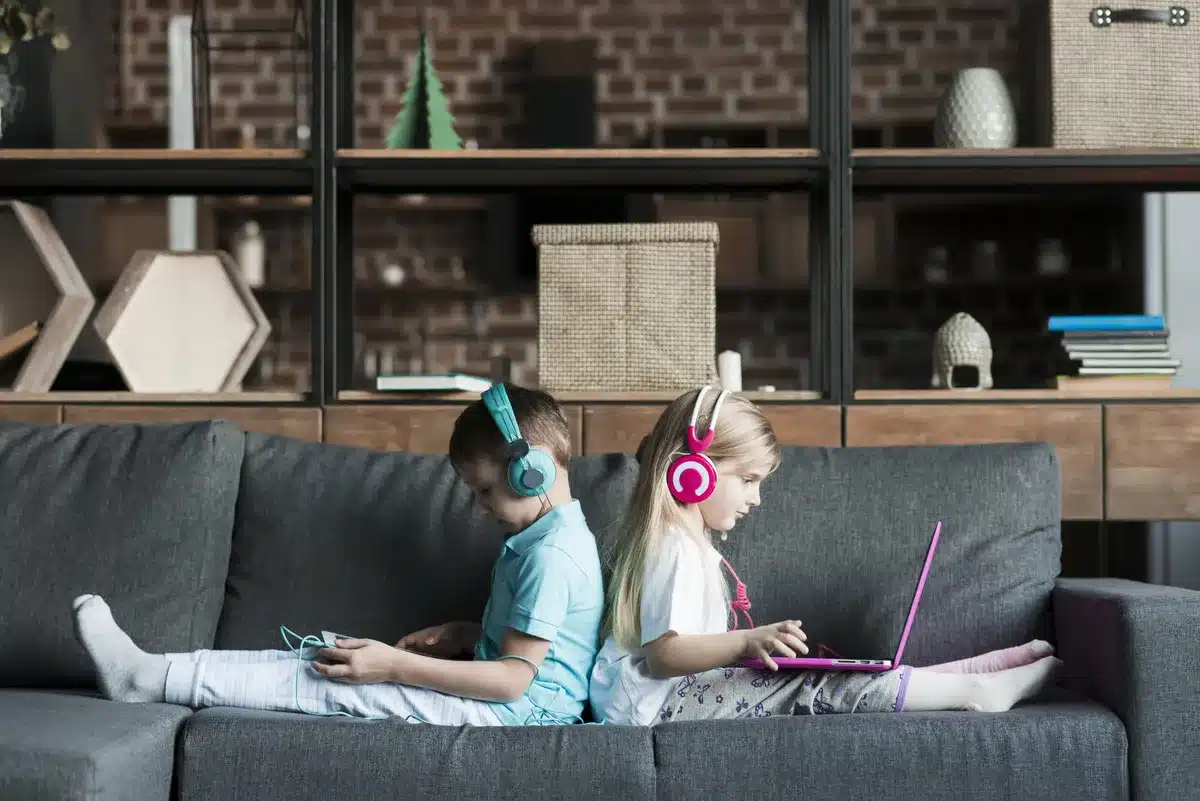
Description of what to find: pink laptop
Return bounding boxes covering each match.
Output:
[742,520,942,673]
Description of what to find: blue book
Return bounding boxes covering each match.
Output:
[1047,315,1165,332]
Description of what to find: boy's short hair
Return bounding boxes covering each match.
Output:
[448,383,572,471]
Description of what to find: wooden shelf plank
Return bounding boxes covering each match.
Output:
[1106,404,1200,520]
[0,404,62,424]
[61,405,321,441]
[846,404,1103,520]
[338,390,822,403]
[0,392,305,403]
[853,148,1200,191]
[582,404,840,454]
[324,404,584,455]
[336,148,823,191]
[855,389,1200,401]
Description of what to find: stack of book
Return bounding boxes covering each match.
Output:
[1049,314,1178,392]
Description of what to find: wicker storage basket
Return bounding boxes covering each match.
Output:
[534,222,718,392]
[1030,1,1200,147]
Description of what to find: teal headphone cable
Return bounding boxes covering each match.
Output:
[278,627,596,725]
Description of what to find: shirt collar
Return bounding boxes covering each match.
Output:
[503,500,585,555]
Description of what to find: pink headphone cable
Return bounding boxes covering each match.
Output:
[719,556,754,629]
[719,555,843,659]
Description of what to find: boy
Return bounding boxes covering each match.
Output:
[71,383,604,726]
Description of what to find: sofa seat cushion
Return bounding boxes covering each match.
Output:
[0,420,244,687]
[175,707,655,801]
[653,700,1127,801]
[0,689,190,801]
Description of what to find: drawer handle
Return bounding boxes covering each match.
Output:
[1090,6,1189,26]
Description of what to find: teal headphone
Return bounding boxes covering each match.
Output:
[482,383,557,498]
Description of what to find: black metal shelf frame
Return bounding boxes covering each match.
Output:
[0,154,313,195]
[853,150,1200,192]
[315,0,853,404]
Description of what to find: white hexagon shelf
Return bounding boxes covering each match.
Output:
[93,250,271,392]
[0,200,95,391]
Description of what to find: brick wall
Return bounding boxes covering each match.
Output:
[113,0,1021,392]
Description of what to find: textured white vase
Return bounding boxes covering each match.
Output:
[934,68,1016,149]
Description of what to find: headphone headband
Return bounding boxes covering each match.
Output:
[481,383,555,498]
[667,386,729,504]
[687,386,729,454]
[483,384,522,448]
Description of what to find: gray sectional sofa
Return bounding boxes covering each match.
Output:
[1,419,1196,801]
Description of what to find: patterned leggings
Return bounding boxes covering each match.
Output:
[657,666,911,723]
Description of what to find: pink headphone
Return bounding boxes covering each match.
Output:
[667,386,730,504]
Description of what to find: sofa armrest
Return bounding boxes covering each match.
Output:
[1053,578,1200,801]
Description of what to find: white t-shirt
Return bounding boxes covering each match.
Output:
[589,527,730,725]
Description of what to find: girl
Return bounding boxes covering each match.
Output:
[589,386,1061,725]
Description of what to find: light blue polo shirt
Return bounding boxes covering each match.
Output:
[473,500,604,726]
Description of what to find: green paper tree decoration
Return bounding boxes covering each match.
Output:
[385,28,462,150]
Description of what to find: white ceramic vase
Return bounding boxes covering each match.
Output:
[934,68,1016,149]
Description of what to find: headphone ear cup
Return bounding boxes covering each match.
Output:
[667,453,718,504]
[509,447,557,497]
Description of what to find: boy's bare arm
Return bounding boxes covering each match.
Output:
[390,627,548,703]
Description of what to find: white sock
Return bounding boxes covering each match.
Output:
[902,656,1062,712]
[73,594,169,703]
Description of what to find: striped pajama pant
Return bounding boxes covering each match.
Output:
[162,648,502,725]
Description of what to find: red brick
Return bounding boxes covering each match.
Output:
[737,95,804,114]
[945,6,1013,24]
[876,7,939,24]
[661,11,723,29]
[589,12,655,29]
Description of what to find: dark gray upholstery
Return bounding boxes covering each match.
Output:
[175,707,655,801]
[217,433,636,649]
[720,444,1061,665]
[653,700,1127,801]
[5,420,1195,801]
[1054,578,1200,801]
[0,420,243,687]
[0,690,190,801]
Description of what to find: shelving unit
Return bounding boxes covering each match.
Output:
[0,0,1197,408]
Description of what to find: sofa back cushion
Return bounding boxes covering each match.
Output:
[0,420,243,687]
[719,443,1061,665]
[216,433,636,649]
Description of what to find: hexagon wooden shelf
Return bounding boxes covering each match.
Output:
[0,200,95,391]
[93,250,272,392]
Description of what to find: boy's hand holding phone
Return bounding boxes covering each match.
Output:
[395,621,482,658]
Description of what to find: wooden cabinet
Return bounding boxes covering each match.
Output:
[19,399,1200,522]
[0,403,60,424]
[1106,404,1200,520]
[61,405,321,441]
[845,404,1103,520]
[324,405,584,455]
[582,404,841,454]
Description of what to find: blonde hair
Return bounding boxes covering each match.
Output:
[603,387,782,652]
